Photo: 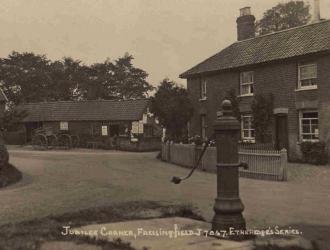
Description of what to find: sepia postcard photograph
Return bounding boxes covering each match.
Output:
[0,0,329,249]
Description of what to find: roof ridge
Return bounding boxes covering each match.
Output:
[20,98,150,105]
[235,19,330,44]
[180,19,330,78]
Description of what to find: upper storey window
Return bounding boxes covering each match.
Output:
[240,71,254,96]
[298,63,317,90]
[200,78,207,100]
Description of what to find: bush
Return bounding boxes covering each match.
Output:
[188,135,203,146]
[0,164,22,188]
[0,145,9,171]
[300,141,328,165]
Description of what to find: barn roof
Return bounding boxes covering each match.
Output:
[17,99,150,122]
[180,20,330,78]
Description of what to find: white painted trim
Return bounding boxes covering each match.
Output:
[297,63,317,89]
[298,110,319,142]
[241,115,255,142]
[240,71,254,96]
[199,97,208,101]
[238,93,254,98]
[295,86,318,92]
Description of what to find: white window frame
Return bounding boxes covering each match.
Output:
[241,115,255,143]
[101,125,108,136]
[60,121,69,131]
[240,71,254,96]
[299,110,319,142]
[200,79,207,100]
[298,63,317,90]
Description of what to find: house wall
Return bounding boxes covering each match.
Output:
[187,53,330,160]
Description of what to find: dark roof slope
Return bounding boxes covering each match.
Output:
[180,20,330,78]
[18,99,149,122]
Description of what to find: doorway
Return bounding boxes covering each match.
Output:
[275,114,289,151]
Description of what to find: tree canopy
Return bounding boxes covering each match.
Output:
[150,78,193,141]
[256,1,311,35]
[0,51,153,105]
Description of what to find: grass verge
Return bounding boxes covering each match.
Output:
[0,200,204,250]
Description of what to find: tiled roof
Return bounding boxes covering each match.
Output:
[17,99,149,122]
[180,20,330,78]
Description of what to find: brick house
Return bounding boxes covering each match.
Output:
[180,7,330,160]
[16,98,161,150]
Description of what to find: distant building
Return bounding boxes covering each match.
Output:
[180,7,330,160]
[17,98,161,151]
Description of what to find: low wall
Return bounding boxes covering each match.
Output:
[162,142,288,181]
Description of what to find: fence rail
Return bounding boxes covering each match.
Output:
[161,142,288,181]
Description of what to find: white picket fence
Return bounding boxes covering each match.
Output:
[161,142,288,181]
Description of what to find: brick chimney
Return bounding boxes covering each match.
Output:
[236,7,255,41]
[312,0,321,23]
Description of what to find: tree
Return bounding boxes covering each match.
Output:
[3,109,28,132]
[0,52,53,105]
[72,53,154,100]
[151,79,193,141]
[0,52,153,104]
[48,57,88,101]
[251,93,274,143]
[110,53,153,99]
[256,1,311,35]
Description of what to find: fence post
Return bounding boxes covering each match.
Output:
[280,149,288,181]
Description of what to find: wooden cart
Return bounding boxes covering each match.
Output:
[31,127,80,150]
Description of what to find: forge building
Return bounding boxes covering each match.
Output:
[15,98,161,151]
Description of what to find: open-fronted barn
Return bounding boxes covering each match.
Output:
[16,98,161,151]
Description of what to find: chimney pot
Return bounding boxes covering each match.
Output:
[240,7,251,17]
[236,7,255,41]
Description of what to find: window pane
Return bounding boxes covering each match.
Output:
[200,79,207,98]
[300,79,312,87]
[60,122,68,131]
[250,84,254,94]
[302,134,312,140]
[241,71,254,83]
[243,130,249,138]
[300,64,317,79]
[300,111,318,141]
[303,112,318,119]
[311,125,318,133]
[241,85,250,95]
[302,124,310,133]
[311,119,318,125]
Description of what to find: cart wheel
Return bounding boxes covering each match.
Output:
[58,134,72,149]
[47,135,58,149]
[32,134,48,150]
[71,135,80,148]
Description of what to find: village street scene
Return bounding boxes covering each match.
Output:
[0,0,329,250]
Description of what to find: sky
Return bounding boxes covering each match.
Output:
[0,0,329,87]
